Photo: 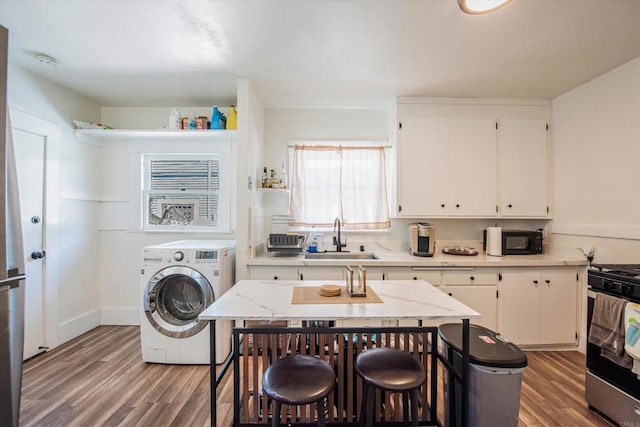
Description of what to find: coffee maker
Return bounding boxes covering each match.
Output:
[409,223,435,257]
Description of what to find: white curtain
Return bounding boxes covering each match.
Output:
[290,145,390,230]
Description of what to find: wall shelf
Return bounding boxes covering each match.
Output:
[74,129,237,146]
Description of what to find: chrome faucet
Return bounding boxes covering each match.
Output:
[333,217,347,252]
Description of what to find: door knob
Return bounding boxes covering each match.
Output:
[31,250,46,259]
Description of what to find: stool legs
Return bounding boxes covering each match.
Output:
[402,393,409,427]
[359,387,419,427]
[272,398,327,427]
[316,398,326,427]
[410,390,419,427]
[272,400,281,427]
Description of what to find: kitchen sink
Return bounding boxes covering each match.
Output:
[304,252,379,260]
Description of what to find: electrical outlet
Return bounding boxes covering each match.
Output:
[582,245,595,258]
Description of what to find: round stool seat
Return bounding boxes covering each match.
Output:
[263,354,335,405]
[355,347,426,392]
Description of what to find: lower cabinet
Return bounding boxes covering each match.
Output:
[248,264,580,347]
[442,269,498,332]
[442,286,497,332]
[498,268,578,346]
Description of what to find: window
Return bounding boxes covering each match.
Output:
[142,154,230,232]
[289,144,390,230]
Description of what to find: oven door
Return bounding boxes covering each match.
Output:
[587,289,640,400]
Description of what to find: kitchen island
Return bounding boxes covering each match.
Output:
[200,279,479,426]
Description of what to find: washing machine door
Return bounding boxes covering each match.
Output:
[143,266,214,338]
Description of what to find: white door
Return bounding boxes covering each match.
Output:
[12,128,47,360]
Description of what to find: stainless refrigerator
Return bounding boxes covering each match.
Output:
[0,24,26,427]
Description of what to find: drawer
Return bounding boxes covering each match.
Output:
[385,268,441,286]
[442,270,497,285]
[248,266,298,280]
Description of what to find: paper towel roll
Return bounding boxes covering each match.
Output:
[486,227,503,256]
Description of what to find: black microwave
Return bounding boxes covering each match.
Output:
[483,229,543,255]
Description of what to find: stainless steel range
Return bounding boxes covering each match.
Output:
[586,264,640,425]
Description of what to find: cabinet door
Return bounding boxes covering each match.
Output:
[248,266,298,280]
[447,118,497,216]
[397,117,450,216]
[539,269,577,345]
[444,285,498,332]
[500,119,548,217]
[499,270,541,345]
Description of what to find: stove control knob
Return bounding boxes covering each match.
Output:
[621,284,634,295]
[603,279,616,291]
[173,251,184,262]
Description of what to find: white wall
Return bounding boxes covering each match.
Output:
[96,107,237,325]
[7,65,103,345]
[552,56,640,262]
[238,79,266,273]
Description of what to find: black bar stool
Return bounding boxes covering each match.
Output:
[355,347,426,427]
[262,354,336,427]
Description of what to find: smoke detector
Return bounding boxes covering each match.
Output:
[36,54,59,68]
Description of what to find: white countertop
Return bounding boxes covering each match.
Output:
[247,247,588,268]
[199,279,480,321]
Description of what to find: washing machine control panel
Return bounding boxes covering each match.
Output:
[196,250,218,264]
[173,251,184,262]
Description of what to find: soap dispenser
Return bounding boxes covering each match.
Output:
[210,106,227,130]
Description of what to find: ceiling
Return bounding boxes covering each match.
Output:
[1,0,640,108]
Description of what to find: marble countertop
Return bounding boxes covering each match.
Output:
[247,247,588,268]
[199,279,480,321]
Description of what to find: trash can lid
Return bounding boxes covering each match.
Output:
[438,323,528,369]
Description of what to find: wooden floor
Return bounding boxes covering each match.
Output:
[19,326,613,427]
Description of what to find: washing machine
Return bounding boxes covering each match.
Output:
[140,240,235,364]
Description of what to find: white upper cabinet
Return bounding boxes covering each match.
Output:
[396,101,551,219]
[397,117,450,216]
[397,116,497,217]
[447,118,497,216]
[499,119,549,217]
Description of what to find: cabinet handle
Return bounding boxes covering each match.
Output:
[456,204,460,208]
[507,204,513,208]
[413,277,418,280]
[274,276,278,280]
[533,280,539,285]
[470,276,475,281]
[441,204,445,208]
[448,293,453,297]
[545,279,550,284]
[300,274,304,280]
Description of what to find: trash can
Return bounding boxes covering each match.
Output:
[438,323,527,427]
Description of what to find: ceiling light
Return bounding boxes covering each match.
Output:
[458,0,512,14]
[36,54,58,68]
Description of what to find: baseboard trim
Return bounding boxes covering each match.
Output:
[100,307,140,325]
[58,309,101,345]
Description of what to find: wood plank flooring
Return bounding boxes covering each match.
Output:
[19,326,613,426]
